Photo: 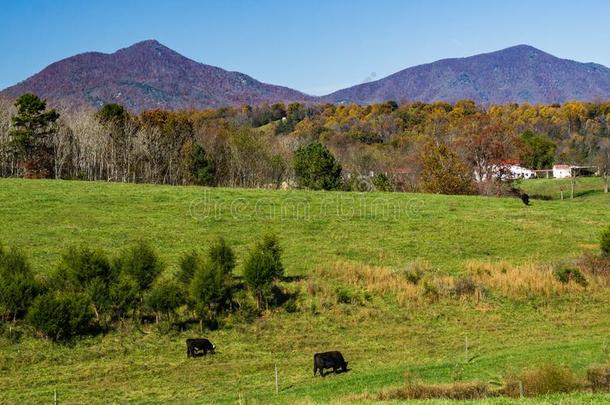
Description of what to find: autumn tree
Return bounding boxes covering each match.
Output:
[457,116,516,183]
[9,93,59,178]
[595,139,610,193]
[419,140,475,195]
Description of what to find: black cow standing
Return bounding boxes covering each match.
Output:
[186,338,215,358]
[520,193,530,206]
[313,351,348,376]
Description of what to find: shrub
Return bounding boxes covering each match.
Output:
[232,289,259,321]
[179,238,234,287]
[421,277,440,302]
[145,278,186,323]
[59,247,114,286]
[57,247,116,320]
[601,225,610,257]
[373,381,492,400]
[586,363,610,392]
[335,287,356,304]
[501,363,580,397]
[190,260,233,324]
[400,261,429,285]
[109,274,140,320]
[27,292,94,341]
[372,173,393,192]
[282,297,298,313]
[402,270,422,285]
[452,277,477,297]
[0,246,39,321]
[115,241,163,291]
[293,142,342,190]
[554,267,588,287]
[243,235,284,308]
[208,237,235,276]
[188,238,237,325]
[177,251,199,286]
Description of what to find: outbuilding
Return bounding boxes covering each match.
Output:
[553,164,572,179]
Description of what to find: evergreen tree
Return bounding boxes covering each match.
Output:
[190,143,216,185]
[9,93,59,178]
[242,235,284,308]
[0,245,39,321]
[294,142,342,190]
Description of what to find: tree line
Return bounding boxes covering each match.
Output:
[0,94,609,194]
[0,235,287,341]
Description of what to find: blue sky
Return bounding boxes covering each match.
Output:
[2,0,610,95]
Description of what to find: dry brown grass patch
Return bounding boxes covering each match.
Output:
[586,363,610,392]
[466,261,588,299]
[313,262,420,305]
[357,381,493,401]
[500,363,581,397]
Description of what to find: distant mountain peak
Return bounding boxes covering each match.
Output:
[133,39,162,47]
[325,44,610,105]
[1,40,313,111]
[503,44,541,51]
[3,41,610,110]
[118,39,171,53]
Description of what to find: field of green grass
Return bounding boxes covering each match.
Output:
[519,176,608,200]
[0,178,609,403]
[1,178,608,275]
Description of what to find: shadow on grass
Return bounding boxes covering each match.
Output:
[319,368,351,377]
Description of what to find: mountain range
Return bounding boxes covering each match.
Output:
[0,40,310,111]
[3,40,610,111]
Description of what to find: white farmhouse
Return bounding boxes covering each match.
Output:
[553,164,572,179]
[506,164,536,179]
[475,160,536,181]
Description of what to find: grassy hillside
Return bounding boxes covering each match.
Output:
[519,176,608,200]
[0,178,609,403]
[1,178,608,274]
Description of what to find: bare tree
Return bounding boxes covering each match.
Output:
[596,139,610,193]
[0,97,17,177]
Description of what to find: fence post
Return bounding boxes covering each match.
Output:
[519,381,524,398]
[54,389,58,405]
[464,336,468,363]
[274,363,279,394]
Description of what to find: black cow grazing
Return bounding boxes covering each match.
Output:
[186,338,215,358]
[313,351,348,376]
[520,193,530,206]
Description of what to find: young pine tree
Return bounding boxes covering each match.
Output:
[189,237,236,329]
[242,235,284,309]
[0,245,39,321]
